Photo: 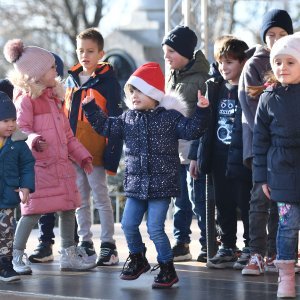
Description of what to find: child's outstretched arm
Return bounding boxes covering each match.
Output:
[197,90,209,108]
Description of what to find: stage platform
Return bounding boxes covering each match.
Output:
[0,220,296,300]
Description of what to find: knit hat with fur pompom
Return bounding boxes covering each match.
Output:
[3,39,55,80]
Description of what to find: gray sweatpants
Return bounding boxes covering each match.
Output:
[14,210,75,250]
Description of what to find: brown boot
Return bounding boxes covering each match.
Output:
[274,260,296,298]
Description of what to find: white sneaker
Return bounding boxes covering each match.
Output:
[12,249,32,275]
[77,245,97,264]
[60,245,96,271]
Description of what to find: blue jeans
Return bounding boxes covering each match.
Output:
[173,164,206,246]
[121,197,173,263]
[276,202,299,260]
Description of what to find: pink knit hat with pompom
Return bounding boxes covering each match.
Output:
[3,39,55,80]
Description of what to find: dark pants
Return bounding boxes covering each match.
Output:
[212,153,251,249]
[173,164,206,247]
[248,182,278,257]
[38,213,79,244]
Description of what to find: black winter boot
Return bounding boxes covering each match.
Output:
[120,250,150,280]
[152,261,179,288]
[0,256,20,282]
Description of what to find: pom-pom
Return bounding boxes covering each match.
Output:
[3,39,24,63]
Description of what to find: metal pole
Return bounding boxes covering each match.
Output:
[200,0,208,57]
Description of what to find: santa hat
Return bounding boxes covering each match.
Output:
[124,62,165,102]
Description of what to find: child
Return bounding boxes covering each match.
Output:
[82,62,210,288]
[29,52,65,263]
[189,37,252,269]
[0,92,35,282]
[64,27,123,266]
[252,33,300,299]
[3,38,96,274]
[162,25,210,262]
[239,8,294,275]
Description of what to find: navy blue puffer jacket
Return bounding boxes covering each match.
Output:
[83,97,210,200]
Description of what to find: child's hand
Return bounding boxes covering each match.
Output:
[189,160,199,179]
[81,158,93,175]
[34,137,48,152]
[82,95,94,105]
[15,188,30,204]
[197,90,209,108]
[262,183,271,199]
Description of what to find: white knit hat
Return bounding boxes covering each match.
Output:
[124,62,165,102]
[3,39,55,80]
[270,34,300,69]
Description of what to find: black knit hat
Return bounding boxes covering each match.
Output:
[0,91,16,121]
[162,25,198,59]
[260,9,293,43]
[0,79,14,100]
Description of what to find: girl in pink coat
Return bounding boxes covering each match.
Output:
[3,39,96,274]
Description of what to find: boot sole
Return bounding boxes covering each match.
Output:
[152,276,179,289]
[29,255,54,263]
[120,264,150,280]
[0,275,21,282]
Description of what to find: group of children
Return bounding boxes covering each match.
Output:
[0,6,299,298]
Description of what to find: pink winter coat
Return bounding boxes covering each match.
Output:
[15,87,92,215]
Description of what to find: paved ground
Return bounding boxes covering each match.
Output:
[0,220,298,299]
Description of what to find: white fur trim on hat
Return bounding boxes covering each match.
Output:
[126,75,165,102]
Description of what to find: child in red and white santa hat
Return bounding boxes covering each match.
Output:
[82,62,210,289]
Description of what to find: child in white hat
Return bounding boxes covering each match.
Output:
[253,34,300,298]
[82,62,210,288]
[3,39,95,274]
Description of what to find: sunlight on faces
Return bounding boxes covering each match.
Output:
[162,44,189,71]
[0,119,16,139]
[265,27,289,50]
[273,55,300,85]
[217,56,245,85]
[76,39,104,75]
[39,64,57,88]
[128,86,158,111]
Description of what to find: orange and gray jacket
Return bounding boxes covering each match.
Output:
[64,62,123,174]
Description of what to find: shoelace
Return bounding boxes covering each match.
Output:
[100,248,111,257]
[121,255,134,274]
[250,255,264,273]
[16,253,30,266]
[150,263,160,273]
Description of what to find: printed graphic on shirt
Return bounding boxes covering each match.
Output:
[216,98,236,145]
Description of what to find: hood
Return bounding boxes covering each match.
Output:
[180,49,210,76]
[124,91,188,116]
[11,128,28,142]
[251,44,270,59]
[66,62,115,88]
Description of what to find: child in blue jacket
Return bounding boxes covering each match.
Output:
[0,92,35,282]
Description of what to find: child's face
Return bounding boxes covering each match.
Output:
[163,44,189,71]
[0,118,16,139]
[273,55,300,85]
[76,38,104,75]
[265,27,289,50]
[217,56,245,85]
[39,64,57,88]
[128,86,157,111]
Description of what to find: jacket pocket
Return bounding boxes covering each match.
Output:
[35,159,59,189]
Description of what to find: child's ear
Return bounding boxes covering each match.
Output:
[98,50,105,60]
